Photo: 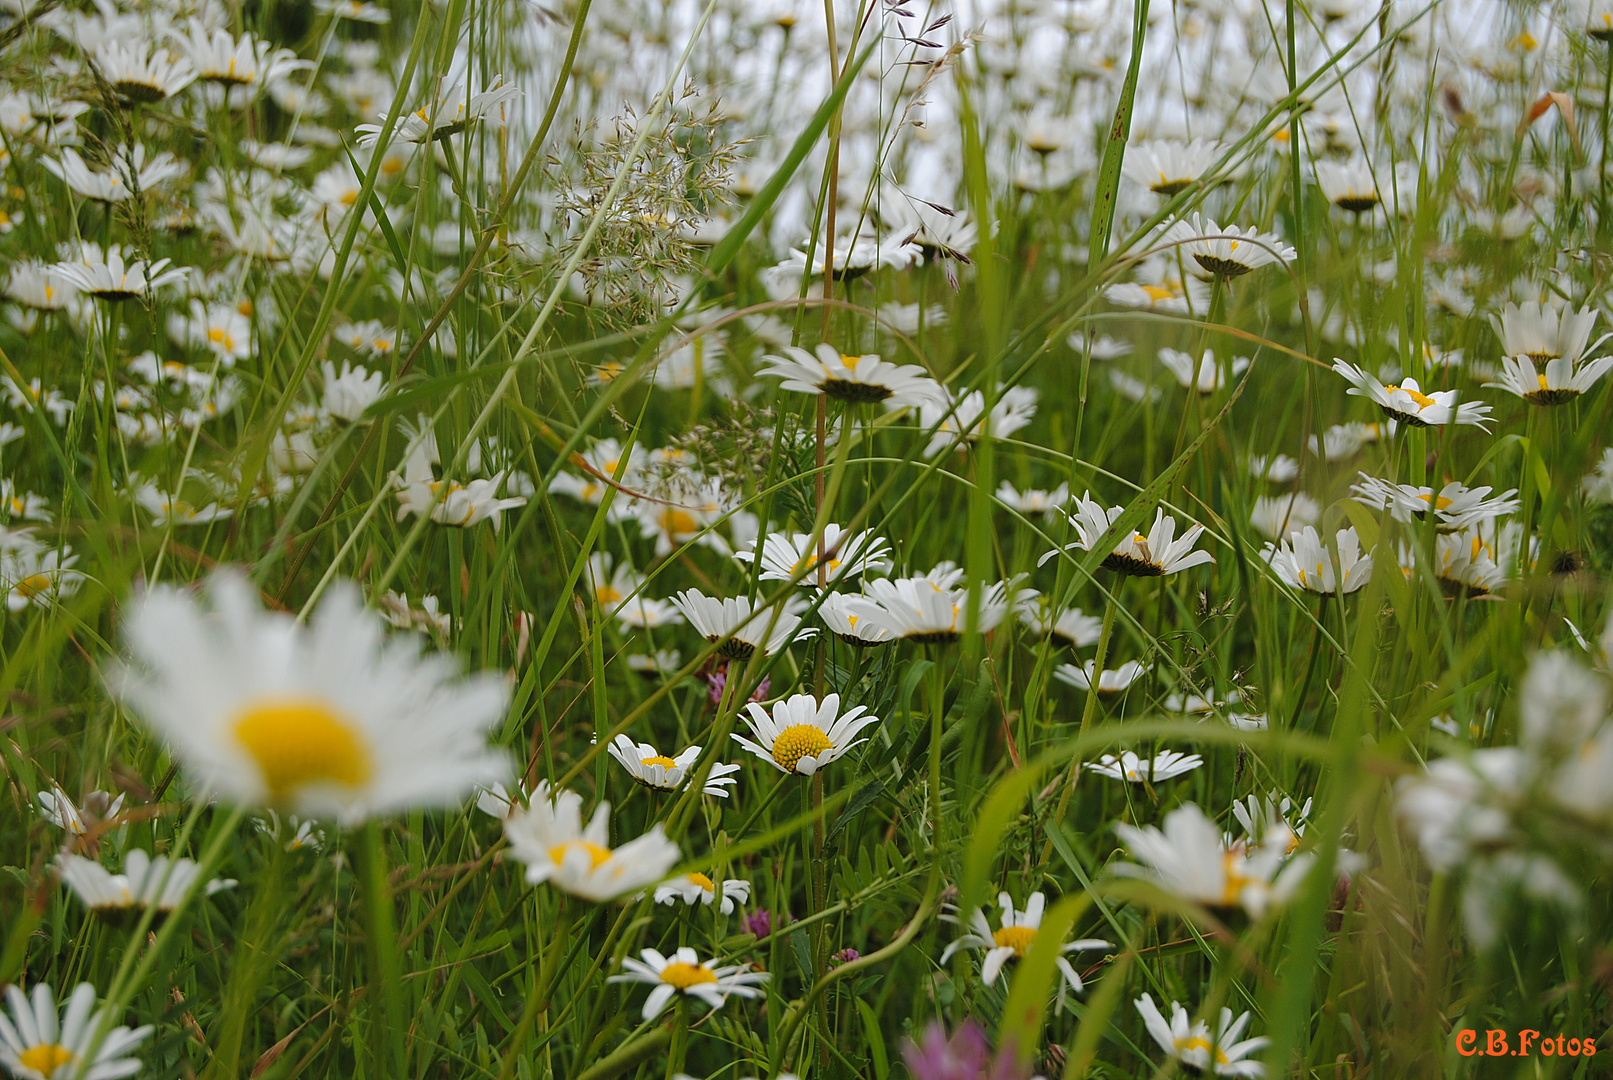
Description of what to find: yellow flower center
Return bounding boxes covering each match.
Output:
[597,586,623,606]
[1142,284,1174,302]
[1177,1035,1231,1065]
[992,925,1038,955]
[1218,850,1257,906]
[1537,372,1552,391]
[1415,492,1455,510]
[1387,384,1436,408]
[232,697,373,800]
[658,508,699,537]
[688,872,715,890]
[659,962,718,990]
[549,840,612,868]
[839,353,865,370]
[640,755,678,768]
[771,724,833,772]
[14,573,52,599]
[20,1045,76,1073]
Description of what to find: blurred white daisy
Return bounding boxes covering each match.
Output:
[994,481,1069,518]
[1158,348,1248,393]
[1135,994,1269,1078]
[1248,492,1319,540]
[57,849,233,925]
[1115,802,1310,917]
[110,569,511,822]
[91,40,196,103]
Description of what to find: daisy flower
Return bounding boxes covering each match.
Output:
[1054,659,1150,693]
[314,0,392,21]
[1261,526,1374,594]
[53,243,187,302]
[1135,994,1269,1077]
[940,892,1110,995]
[1313,157,1381,214]
[994,481,1069,518]
[918,386,1038,457]
[1485,353,1613,406]
[3,261,76,311]
[654,872,753,913]
[91,40,197,103]
[503,782,680,901]
[0,982,151,1080]
[672,589,811,660]
[1161,213,1295,280]
[844,576,1012,644]
[322,361,385,422]
[1330,360,1492,429]
[734,524,891,586]
[110,570,511,822]
[1042,494,1214,577]
[732,692,879,776]
[626,649,682,677]
[1085,749,1203,782]
[1583,448,1613,504]
[1489,300,1604,364]
[1429,522,1531,598]
[357,79,522,145]
[394,455,527,530]
[1115,802,1311,917]
[817,591,896,647]
[757,345,943,407]
[1350,475,1518,532]
[36,787,124,838]
[1015,595,1101,647]
[1103,258,1209,314]
[2,545,81,611]
[1123,138,1222,196]
[167,20,309,88]
[57,849,232,925]
[1248,492,1319,540]
[1158,348,1249,393]
[606,736,739,796]
[609,948,768,1020]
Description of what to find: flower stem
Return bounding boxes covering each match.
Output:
[359,820,409,1078]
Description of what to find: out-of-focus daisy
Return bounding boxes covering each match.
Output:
[0,982,152,1080]
[606,736,739,796]
[654,872,752,913]
[609,948,768,1020]
[1351,475,1518,532]
[1104,258,1209,314]
[1016,594,1101,647]
[1135,994,1269,1078]
[1086,749,1203,782]
[757,345,942,407]
[110,570,511,822]
[36,787,124,838]
[1489,300,1605,365]
[1162,213,1295,280]
[57,849,232,925]
[322,361,385,422]
[1262,526,1373,594]
[357,79,521,145]
[845,576,1011,644]
[1308,420,1387,460]
[1068,332,1134,360]
[314,0,392,21]
[168,20,309,89]
[626,649,682,678]
[1331,360,1492,429]
[43,145,183,203]
[503,781,679,901]
[1583,448,1613,504]
[1158,348,1249,393]
[1123,138,1221,196]
[1248,492,1319,540]
[1044,494,1214,577]
[1115,802,1310,917]
[918,386,1038,457]
[940,892,1109,995]
[732,692,878,776]
[995,481,1069,518]
[394,454,527,530]
[54,243,187,302]
[2,547,82,611]
[4,261,76,310]
[1054,659,1149,693]
[1314,157,1381,214]
[673,589,810,660]
[818,591,895,647]
[91,40,197,103]
[1230,791,1312,848]
[734,524,891,586]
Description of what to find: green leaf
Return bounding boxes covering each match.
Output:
[856,999,889,1080]
[998,893,1088,1057]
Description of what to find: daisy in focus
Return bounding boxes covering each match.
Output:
[110,570,511,822]
[1115,802,1311,918]
[732,692,879,776]
[503,782,680,902]
[609,947,768,1020]
[1261,526,1373,594]
[733,524,892,586]
[1043,494,1214,577]
[940,891,1110,996]
[1350,476,1518,531]
[845,576,1012,644]
[1135,993,1269,1077]
[606,736,740,796]
[1085,749,1203,782]
[654,872,753,913]
[757,345,943,407]
[1331,360,1492,429]
[1161,213,1295,280]
[673,589,811,659]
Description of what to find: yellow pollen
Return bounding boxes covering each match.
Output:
[19,1045,76,1074]
[340,190,359,206]
[992,925,1037,955]
[659,508,699,537]
[1141,284,1174,302]
[14,573,51,599]
[839,353,864,369]
[1387,384,1436,408]
[597,586,623,606]
[771,724,833,772]
[549,840,612,868]
[1228,240,1239,252]
[1537,373,1551,392]
[1177,1036,1231,1065]
[1218,850,1256,906]
[659,962,718,990]
[1512,31,1537,50]
[688,872,715,890]
[640,754,678,768]
[232,697,372,800]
